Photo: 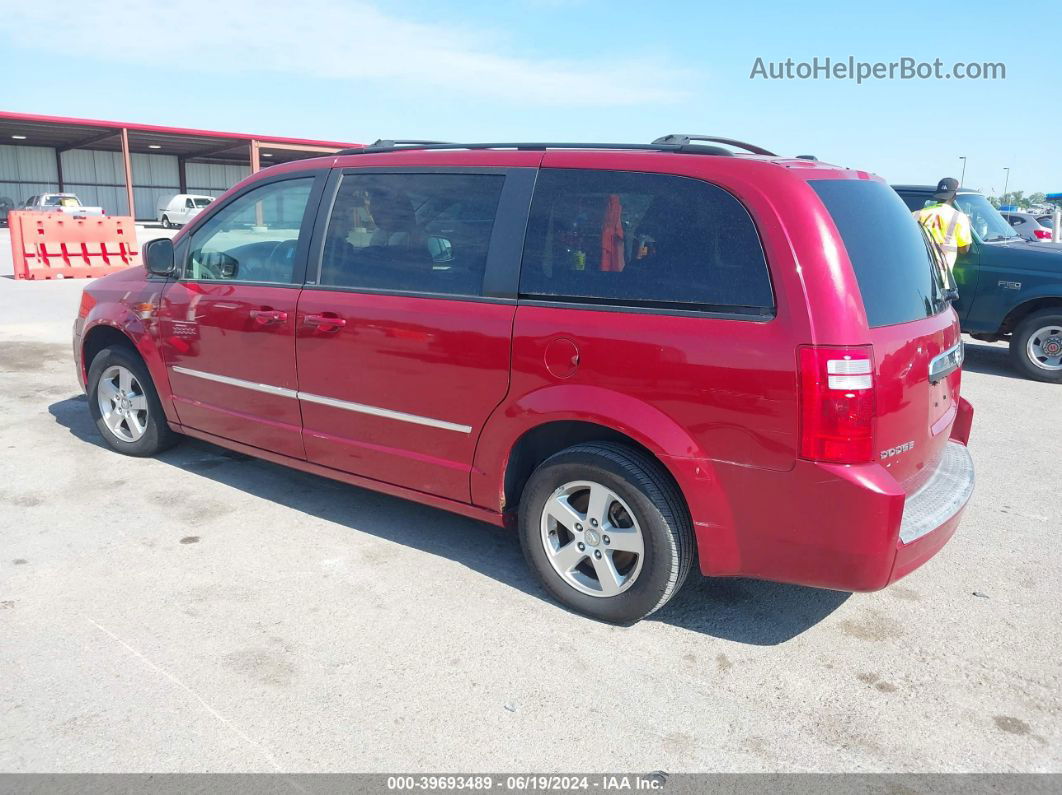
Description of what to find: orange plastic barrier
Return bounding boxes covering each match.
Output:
[8,211,141,280]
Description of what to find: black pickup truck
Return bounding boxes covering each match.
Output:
[894,185,1062,383]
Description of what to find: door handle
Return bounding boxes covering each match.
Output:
[304,313,347,330]
[249,308,288,325]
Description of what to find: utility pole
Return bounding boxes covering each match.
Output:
[959,156,967,186]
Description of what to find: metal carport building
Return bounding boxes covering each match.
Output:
[0,111,359,220]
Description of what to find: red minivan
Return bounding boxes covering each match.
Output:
[73,136,974,623]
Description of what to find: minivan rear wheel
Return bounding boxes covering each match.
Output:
[518,443,694,624]
[1010,310,1062,383]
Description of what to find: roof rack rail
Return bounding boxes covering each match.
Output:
[650,135,777,157]
[335,139,453,155]
[371,139,454,148]
[333,141,737,157]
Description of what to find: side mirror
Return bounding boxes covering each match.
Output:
[942,287,960,303]
[427,235,453,264]
[143,238,175,276]
[218,254,239,279]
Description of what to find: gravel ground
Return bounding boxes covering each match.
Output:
[0,238,1059,773]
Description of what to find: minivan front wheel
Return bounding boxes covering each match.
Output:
[161,216,171,229]
[1011,310,1062,383]
[519,443,694,624]
[87,346,179,456]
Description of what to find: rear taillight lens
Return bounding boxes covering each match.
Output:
[799,345,876,464]
[1035,228,1052,240]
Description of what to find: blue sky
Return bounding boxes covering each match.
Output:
[1,0,1055,195]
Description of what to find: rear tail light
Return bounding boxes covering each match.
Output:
[1034,228,1052,240]
[799,345,876,464]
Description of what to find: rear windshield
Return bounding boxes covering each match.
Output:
[811,179,945,328]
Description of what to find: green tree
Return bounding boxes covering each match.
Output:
[995,190,1028,209]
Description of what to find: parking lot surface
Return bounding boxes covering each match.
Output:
[1,232,1060,772]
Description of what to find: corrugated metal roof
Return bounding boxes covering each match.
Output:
[0,110,361,164]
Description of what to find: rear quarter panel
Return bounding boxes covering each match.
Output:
[472,155,879,576]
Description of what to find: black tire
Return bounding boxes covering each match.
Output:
[161,216,171,229]
[1009,310,1062,383]
[87,345,180,456]
[518,442,694,624]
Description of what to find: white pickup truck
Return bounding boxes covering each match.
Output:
[20,193,105,217]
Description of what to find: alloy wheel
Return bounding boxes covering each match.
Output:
[540,480,645,597]
[96,365,149,442]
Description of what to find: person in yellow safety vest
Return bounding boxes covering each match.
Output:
[913,177,972,286]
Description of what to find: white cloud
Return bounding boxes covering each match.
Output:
[2,1,692,107]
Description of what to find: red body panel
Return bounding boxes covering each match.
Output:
[157,282,305,458]
[295,290,515,501]
[176,424,506,528]
[74,268,178,423]
[869,309,963,491]
[74,146,975,596]
[509,306,797,467]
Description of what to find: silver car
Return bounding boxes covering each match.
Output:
[1000,210,1054,242]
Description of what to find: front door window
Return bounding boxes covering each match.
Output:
[187,178,314,284]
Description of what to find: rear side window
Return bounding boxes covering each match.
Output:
[812,180,945,328]
[318,172,505,297]
[519,169,773,315]
[896,193,931,213]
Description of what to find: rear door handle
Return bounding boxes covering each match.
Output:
[304,312,347,330]
[249,308,288,325]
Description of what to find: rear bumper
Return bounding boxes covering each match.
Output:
[686,398,975,591]
[897,441,974,546]
[889,440,973,585]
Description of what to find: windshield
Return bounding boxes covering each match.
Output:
[1038,216,1054,229]
[193,198,213,208]
[954,193,1019,242]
